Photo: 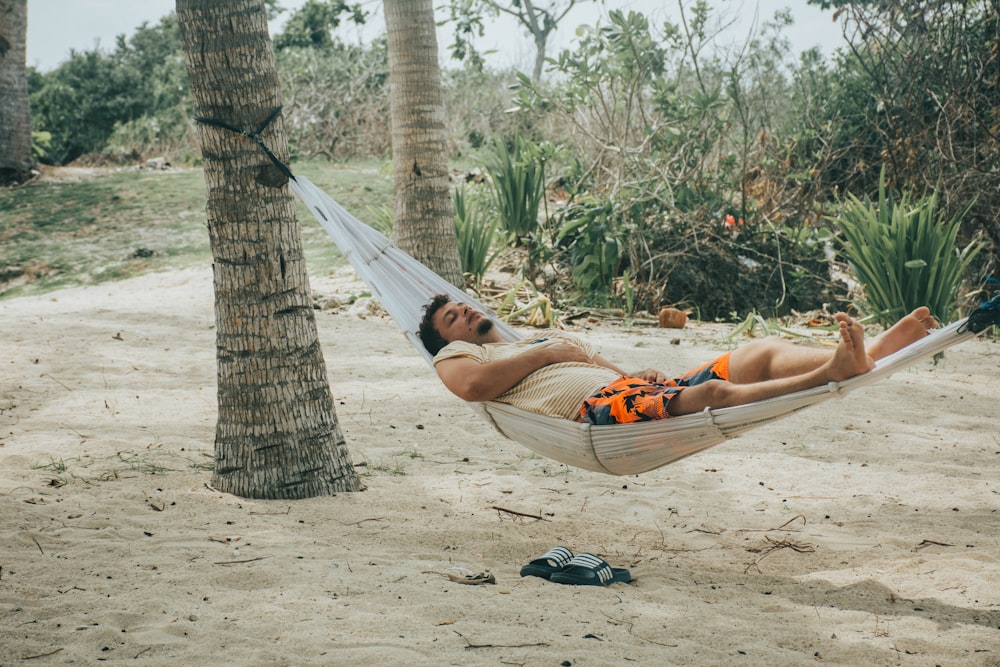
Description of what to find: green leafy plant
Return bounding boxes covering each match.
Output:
[483,135,545,243]
[556,197,624,304]
[619,272,635,320]
[832,169,982,327]
[364,203,394,236]
[453,184,500,288]
[31,130,53,161]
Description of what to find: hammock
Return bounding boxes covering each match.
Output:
[290,175,999,476]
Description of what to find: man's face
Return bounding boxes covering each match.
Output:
[432,301,495,344]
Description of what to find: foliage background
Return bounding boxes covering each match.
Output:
[19,0,998,321]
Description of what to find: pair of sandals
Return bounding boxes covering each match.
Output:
[519,546,632,587]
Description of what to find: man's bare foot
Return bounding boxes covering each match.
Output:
[827,313,875,381]
[868,307,937,360]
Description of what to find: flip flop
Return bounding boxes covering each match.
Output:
[549,553,632,587]
[519,546,574,580]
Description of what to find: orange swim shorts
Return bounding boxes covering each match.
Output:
[579,352,732,425]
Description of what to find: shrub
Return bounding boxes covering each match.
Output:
[555,197,625,304]
[483,135,545,243]
[832,170,982,327]
[453,184,500,288]
[276,39,390,161]
[28,15,187,164]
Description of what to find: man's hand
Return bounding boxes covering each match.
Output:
[543,341,594,365]
[632,368,667,383]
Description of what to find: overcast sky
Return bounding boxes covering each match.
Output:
[25,0,845,73]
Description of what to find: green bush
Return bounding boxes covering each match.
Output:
[28,15,187,164]
[276,39,390,161]
[832,170,982,327]
[483,135,545,243]
[637,215,839,321]
[556,197,624,304]
[31,131,52,161]
[103,104,198,162]
[453,184,500,288]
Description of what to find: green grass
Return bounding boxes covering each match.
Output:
[0,159,394,300]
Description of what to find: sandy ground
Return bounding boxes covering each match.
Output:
[1,267,998,666]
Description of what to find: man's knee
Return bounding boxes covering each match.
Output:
[670,379,730,416]
[730,338,785,381]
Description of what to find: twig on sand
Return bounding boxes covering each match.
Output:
[454,631,549,649]
[213,555,271,566]
[744,537,815,574]
[491,505,548,521]
[915,539,953,550]
[41,373,72,391]
[26,532,44,554]
[23,648,63,660]
[601,611,680,647]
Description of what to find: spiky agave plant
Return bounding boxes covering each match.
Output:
[453,184,500,288]
[832,169,982,328]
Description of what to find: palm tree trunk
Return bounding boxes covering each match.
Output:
[176,0,361,499]
[384,0,465,288]
[0,0,34,185]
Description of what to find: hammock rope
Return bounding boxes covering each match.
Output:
[191,111,999,475]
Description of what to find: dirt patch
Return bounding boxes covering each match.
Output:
[33,165,110,183]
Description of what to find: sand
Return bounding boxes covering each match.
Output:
[1,267,998,666]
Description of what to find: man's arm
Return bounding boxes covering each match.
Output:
[591,354,628,377]
[592,354,667,383]
[436,342,595,402]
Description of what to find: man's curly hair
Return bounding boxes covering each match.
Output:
[418,294,452,356]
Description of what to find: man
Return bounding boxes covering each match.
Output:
[418,294,937,424]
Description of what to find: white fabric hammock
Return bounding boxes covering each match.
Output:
[291,174,995,476]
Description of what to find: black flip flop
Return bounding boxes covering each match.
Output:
[549,553,632,586]
[519,546,574,580]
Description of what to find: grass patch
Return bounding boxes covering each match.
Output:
[0,159,394,300]
[32,449,214,485]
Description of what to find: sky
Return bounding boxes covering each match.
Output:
[25,0,845,73]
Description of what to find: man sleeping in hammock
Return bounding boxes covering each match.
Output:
[417,295,937,425]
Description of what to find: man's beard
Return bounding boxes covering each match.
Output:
[476,318,494,336]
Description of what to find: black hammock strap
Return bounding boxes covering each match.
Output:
[959,291,1000,334]
[193,106,294,181]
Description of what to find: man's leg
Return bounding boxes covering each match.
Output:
[726,337,831,384]
[727,307,936,385]
[667,314,872,416]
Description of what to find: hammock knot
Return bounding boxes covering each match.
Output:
[958,293,1000,335]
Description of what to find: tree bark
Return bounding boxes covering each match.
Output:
[384,0,465,288]
[176,0,361,498]
[0,0,34,185]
